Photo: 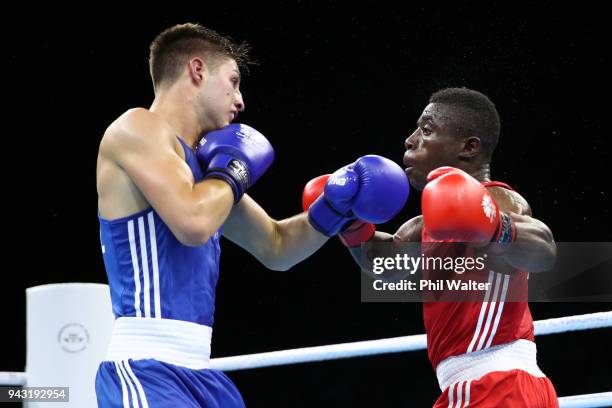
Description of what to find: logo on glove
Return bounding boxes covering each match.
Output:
[236,124,263,147]
[228,159,250,189]
[481,194,496,223]
[328,177,347,186]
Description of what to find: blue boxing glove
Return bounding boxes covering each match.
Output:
[196,124,275,203]
[308,155,410,236]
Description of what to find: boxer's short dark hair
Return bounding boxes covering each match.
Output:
[430,88,500,161]
[149,23,251,91]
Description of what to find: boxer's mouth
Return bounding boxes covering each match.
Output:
[403,155,415,170]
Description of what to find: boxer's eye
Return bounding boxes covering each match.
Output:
[421,127,432,136]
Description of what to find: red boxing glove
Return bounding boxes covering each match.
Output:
[302,175,330,211]
[422,167,516,249]
[302,175,375,247]
[338,220,376,247]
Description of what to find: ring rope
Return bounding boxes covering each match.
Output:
[1,311,610,407]
[210,311,612,371]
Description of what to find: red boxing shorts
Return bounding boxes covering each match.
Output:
[433,369,558,408]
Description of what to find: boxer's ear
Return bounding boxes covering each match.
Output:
[188,57,207,85]
[458,136,481,160]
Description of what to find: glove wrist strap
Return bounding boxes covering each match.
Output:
[205,158,249,204]
[308,197,354,237]
[489,212,517,254]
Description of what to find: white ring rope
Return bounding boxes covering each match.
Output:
[0,311,610,407]
[210,311,612,371]
[557,392,612,408]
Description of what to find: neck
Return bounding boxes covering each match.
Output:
[467,162,491,182]
[150,84,203,150]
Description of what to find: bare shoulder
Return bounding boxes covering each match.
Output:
[486,186,532,216]
[96,108,184,219]
[393,215,423,242]
[99,108,175,158]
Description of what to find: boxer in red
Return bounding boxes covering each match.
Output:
[307,88,559,407]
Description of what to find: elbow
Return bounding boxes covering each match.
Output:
[176,231,213,247]
[539,228,557,271]
[522,222,556,273]
[174,222,215,247]
[259,241,293,272]
[260,254,293,272]
[540,241,557,272]
[257,221,293,271]
[265,264,291,272]
[266,262,292,272]
[527,239,557,273]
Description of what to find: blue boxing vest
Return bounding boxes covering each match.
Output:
[99,137,222,326]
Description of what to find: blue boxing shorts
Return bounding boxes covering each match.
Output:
[95,359,244,407]
[95,317,245,407]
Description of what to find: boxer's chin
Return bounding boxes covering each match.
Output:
[407,170,426,191]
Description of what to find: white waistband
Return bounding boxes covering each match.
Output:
[105,317,213,369]
[436,339,545,391]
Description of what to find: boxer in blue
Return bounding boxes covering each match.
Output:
[95,23,409,407]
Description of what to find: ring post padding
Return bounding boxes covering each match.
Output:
[25,283,114,407]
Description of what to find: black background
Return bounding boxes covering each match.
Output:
[5,3,612,407]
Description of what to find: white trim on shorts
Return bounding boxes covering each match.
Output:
[436,339,545,392]
[106,317,212,369]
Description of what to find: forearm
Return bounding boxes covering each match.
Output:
[265,213,329,271]
[165,179,234,246]
[350,217,423,276]
[348,231,393,271]
[192,179,234,228]
[498,214,556,272]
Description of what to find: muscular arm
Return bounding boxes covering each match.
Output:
[347,216,423,274]
[98,108,234,246]
[222,195,328,271]
[487,187,556,272]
